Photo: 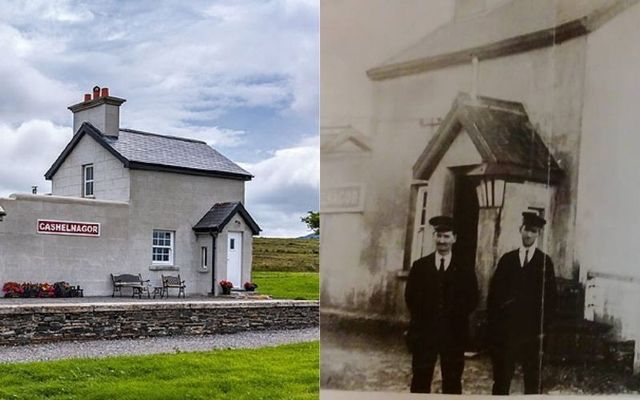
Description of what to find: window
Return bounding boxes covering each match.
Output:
[410,184,429,264]
[201,246,208,269]
[152,230,174,265]
[230,238,235,250]
[83,164,94,197]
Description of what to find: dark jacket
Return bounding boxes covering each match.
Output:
[487,248,557,349]
[404,252,479,352]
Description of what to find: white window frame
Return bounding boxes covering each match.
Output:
[83,164,94,198]
[410,184,429,264]
[201,246,208,269]
[152,230,174,265]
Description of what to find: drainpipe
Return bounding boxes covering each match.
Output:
[210,230,217,295]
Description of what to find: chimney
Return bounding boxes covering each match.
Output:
[68,86,126,137]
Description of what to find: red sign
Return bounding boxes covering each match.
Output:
[37,219,100,237]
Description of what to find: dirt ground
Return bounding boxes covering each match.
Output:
[321,327,640,395]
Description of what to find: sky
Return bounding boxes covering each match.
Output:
[0,0,319,237]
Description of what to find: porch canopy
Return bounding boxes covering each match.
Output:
[193,202,261,234]
[413,93,563,185]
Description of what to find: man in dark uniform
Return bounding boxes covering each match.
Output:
[405,215,479,394]
[487,211,557,395]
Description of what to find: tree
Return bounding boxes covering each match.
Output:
[301,211,319,235]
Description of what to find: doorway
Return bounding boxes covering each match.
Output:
[453,176,479,270]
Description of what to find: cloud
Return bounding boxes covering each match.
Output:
[241,136,319,237]
[0,0,318,136]
[0,120,72,196]
[0,0,94,23]
[0,24,76,125]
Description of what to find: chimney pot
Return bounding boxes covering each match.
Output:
[69,86,125,137]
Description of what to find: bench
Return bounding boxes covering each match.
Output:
[110,273,150,298]
[161,274,186,298]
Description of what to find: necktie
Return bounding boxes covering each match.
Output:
[523,249,529,267]
[439,257,445,273]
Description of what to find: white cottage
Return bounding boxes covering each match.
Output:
[0,86,260,296]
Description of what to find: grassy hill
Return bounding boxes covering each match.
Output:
[253,237,319,272]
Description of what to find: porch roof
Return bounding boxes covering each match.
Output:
[413,93,563,184]
[193,202,261,235]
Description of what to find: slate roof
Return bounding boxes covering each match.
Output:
[193,202,261,234]
[367,0,635,80]
[45,123,252,180]
[413,93,563,184]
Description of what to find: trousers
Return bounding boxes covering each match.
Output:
[410,344,464,394]
[491,339,543,395]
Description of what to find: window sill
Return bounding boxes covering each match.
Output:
[149,265,179,271]
[197,268,209,273]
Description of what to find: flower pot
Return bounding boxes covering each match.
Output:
[222,287,231,295]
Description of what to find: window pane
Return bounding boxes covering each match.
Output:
[201,247,207,267]
[152,230,174,264]
[230,238,235,250]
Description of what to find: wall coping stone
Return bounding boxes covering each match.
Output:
[3,193,129,207]
[0,300,319,315]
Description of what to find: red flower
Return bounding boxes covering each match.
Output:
[219,280,233,289]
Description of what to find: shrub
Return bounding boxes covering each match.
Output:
[2,282,22,298]
[244,282,258,291]
[4,281,71,298]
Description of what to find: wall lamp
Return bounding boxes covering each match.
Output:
[476,178,506,208]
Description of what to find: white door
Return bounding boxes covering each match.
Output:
[227,232,243,288]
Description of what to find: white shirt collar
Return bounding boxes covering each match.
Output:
[435,252,452,270]
[519,244,536,267]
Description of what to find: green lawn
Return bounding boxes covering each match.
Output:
[253,238,319,272]
[0,342,319,400]
[252,271,319,300]
[251,237,319,300]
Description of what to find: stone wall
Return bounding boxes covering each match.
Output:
[0,300,318,345]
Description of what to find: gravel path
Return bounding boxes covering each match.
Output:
[0,328,319,363]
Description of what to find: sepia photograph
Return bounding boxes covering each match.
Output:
[321,0,640,396]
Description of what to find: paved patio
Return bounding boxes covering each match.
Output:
[0,292,277,307]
